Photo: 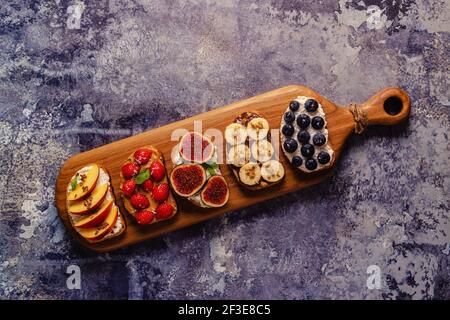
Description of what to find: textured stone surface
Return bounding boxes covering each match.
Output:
[0,0,449,299]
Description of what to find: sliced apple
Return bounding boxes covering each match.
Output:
[68,183,108,215]
[76,206,119,241]
[73,198,113,228]
[67,165,100,201]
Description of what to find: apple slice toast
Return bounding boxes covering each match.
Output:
[66,164,126,243]
[119,146,177,225]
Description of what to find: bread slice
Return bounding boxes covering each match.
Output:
[66,164,126,244]
[187,191,211,208]
[227,111,285,190]
[170,138,228,208]
[120,145,177,223]
[279,96,335,172]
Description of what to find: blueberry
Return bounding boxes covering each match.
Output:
[311,116,325,130]
[296,114,310,129]
[301,143,315,158]
[291,156,303,167]
[297,130,310,144]
[312,132,326,146]
[282,124,294,136]
[284,111,295,123]
[305,99,318,112]
[305,159,318,171]
[317,151,331,164]
[289,100,300,112]
[283,138,298,153]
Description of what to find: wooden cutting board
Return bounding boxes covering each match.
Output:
[55,85,410,252]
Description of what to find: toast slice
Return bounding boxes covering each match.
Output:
[226,111,285,190]
[170,133,230,208]
[120,146,177,224]
[280,96,335,172]
[66,164,126,244]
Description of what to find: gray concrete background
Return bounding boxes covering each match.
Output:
[0,0,449,299]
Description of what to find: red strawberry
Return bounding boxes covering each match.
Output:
[152,183,169,202]
[141,179,153,192]
[122,162,140,179]
[134,148,152,165]
[136,210,155,225]
[130,193,149,210]
[121,179,136,197]
[155,202,174,220]
[150,161,165,181]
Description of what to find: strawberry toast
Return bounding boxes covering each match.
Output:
[120,146,177,225]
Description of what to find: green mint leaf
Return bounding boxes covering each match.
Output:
[209,162,218,170]
[135,169,150,185]
[207,166,216,176]
[70,177,78,191]
[202,161,219,176]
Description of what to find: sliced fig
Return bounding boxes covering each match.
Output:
[201,176,229,208]
[178,132,214,163]
[170,164,207,197]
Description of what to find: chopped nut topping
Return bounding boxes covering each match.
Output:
[83,196,93,208]
[248,165,257,179]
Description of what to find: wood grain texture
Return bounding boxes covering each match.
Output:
[55,85,410,252]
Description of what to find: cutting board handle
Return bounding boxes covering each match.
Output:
[356,87,410,130]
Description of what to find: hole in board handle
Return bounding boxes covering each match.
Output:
[383,96,403,116]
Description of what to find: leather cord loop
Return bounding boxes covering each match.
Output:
[349,103,368,134]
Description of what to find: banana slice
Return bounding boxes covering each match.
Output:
[261,160,285,183]
[225,123,247,145]
[247,118,269,141]
[227,144,250,167]
[238,163,261,186]
[250,140,274,163]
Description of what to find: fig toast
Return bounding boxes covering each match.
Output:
[170,132,230,208]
